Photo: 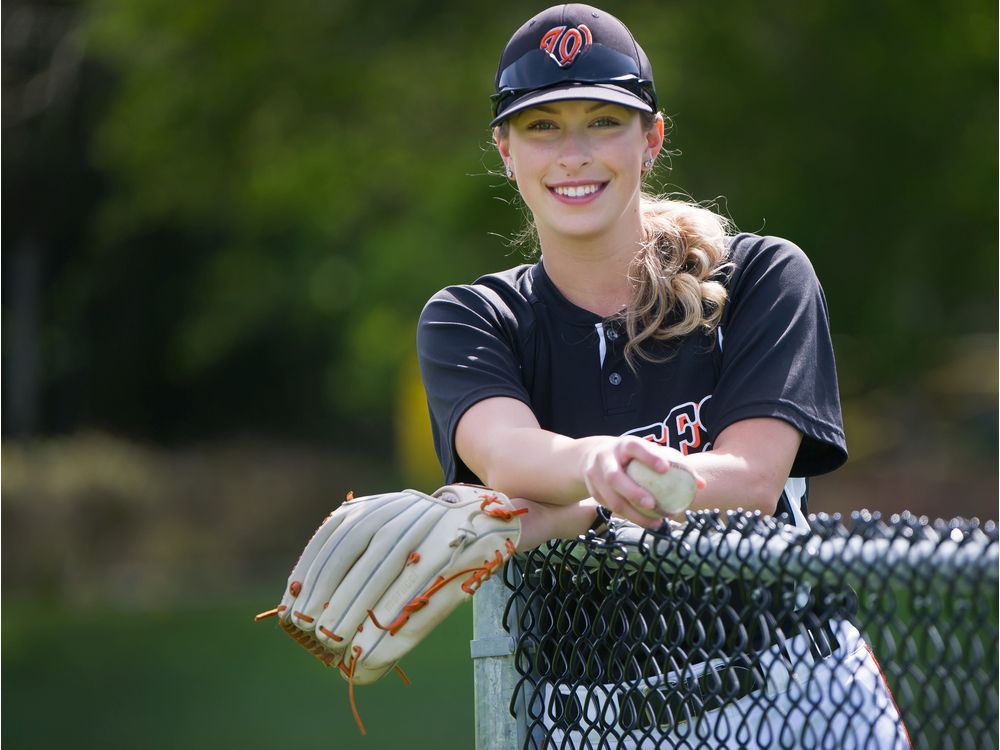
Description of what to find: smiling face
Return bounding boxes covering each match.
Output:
[496,100,663,249]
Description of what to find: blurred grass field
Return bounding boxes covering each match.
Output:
[1,436,477,749]
[2,594,475,749]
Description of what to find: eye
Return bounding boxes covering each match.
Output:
[591,116,621,128]
[525,119,558,131]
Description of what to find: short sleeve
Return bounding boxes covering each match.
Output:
[705,235,848,476]
[416,285,532,483]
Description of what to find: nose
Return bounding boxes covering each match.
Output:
[557,128,592,173]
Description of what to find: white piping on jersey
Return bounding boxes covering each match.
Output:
[595,322,607,368]
[783,476,811,609]
[717,326,724,352]
[783,476,809,530]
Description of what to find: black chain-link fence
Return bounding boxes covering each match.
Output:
[499,512,998,749]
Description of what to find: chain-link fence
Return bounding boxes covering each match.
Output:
[471,511,998,749]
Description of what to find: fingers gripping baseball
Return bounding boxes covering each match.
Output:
[255,485,526,735]
[582,437,661,524]
[582,437,703,525]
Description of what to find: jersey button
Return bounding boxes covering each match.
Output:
[608,372,622,386]
[606,328,620,341]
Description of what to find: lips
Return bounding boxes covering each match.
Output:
[547,181,608,202]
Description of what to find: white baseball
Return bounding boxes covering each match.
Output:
[626,460,697,517]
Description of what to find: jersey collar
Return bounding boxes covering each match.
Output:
[530,262,613,326]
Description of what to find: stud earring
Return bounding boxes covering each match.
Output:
[505,165,513,179]
[642,158,655,171]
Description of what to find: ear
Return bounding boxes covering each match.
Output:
[494,126,512,162]
[645,114,665,162]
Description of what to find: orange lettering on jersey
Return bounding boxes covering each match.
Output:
[675,412,702,456]
[622,395,713,455]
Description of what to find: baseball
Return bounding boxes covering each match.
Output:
[626,460,697,517]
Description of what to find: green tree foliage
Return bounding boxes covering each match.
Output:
[77,1,526,442]
[5,0,996,445]
[644,0,998,390]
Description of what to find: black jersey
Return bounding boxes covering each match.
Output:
[416,233,847,519]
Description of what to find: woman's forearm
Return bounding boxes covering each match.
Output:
[510,496,600,551]
[477,427,598,505]
[680,450,780,515]
[679,419,802,515]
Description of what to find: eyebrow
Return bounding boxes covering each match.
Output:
[530,102,614,114]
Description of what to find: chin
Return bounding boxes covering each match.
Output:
[549,214,622,241]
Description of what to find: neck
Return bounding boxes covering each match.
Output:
[536,211,644,318]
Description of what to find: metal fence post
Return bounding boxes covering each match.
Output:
[471,571,524,750]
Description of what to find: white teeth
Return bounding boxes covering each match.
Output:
[553,183,601,197]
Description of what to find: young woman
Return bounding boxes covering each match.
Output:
[417,4,910,748]
[419,3,839,550]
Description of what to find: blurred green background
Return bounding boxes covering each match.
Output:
[2,0,996,747]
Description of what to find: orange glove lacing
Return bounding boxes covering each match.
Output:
[478,494,529,522]
[365,536,517,635]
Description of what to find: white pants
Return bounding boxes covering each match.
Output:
[665,620,911,749]
[537,621,911,749]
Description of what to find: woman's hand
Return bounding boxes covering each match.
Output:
[580,436,706,528]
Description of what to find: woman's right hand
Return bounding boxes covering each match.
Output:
[580,436,705,528]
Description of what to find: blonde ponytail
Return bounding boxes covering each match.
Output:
[621,195,732,366]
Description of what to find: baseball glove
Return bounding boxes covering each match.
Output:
[255,484,526,734]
